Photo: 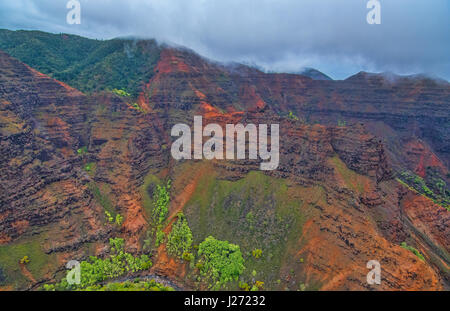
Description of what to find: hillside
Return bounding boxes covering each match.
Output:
[0,30,449,291]
[0,29,160,96]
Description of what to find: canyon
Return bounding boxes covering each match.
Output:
[0,30,448,291]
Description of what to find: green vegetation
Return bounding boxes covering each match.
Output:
[105,210,114,223]
[48,238,152,290]
[183,165,313,288]
[132,102,145,113]
[287,111,299,121]
[81,279,172,291]
[142,179,171,250]
[0,231,58,289]
[398,170,450,211]
[182,252,194,262]
[115,214,124,226]
[0,29,161,97]
[152,181,171,225]
[140,175,173,253]
[329,155,366,193]
[239,281,250,291]
[246,211,255,230]
[167,213,193,259]
[104,211,123,227]
[139,173,161,219]
[155,229,165,248]
[252,249,262,259]
[77,146,87,155]
[254,280,264,290]
[401,242,425,261]
[112,88,131,97]
[44,279,173,291]
[197,236,245,289]
[239,278,264,291]
[84,162,95,172]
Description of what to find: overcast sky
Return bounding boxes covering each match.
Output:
[0,0,449,80]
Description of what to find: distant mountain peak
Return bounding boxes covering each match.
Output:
[299,67,333,80]
[346,70,448,85]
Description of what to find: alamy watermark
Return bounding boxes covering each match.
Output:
[66,260,81,285]
[66,0,81,25]
[171,116,279,171]
[366,260,381,285]
[367,0,381,25]
[65,1,378,27]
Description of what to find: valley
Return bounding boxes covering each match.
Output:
[0,30,448,291]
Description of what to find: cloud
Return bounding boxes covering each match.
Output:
[0,0,449,80]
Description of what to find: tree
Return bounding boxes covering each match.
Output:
[197,236,245,289]
[167,213,193,258]
[153,181,171,225]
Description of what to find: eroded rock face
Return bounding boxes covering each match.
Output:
[0,51,114,275]
[0,47,448,290]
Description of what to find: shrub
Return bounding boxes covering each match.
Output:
[104,211,123,227]
[115,214,124,226]
[197,236,245,289]
[288,111,299,121]
[252,249,262,259]
[112,89,131,97]
[19,256,30,265]
[104,211,114,223]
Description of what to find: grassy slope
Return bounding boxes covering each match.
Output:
[0,229,58,289]
[168,162,324,289]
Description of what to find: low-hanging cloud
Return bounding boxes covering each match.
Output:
[0,0,449,80]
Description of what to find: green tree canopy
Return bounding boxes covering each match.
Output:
[167,213,193,258]
[197,236,245,288]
